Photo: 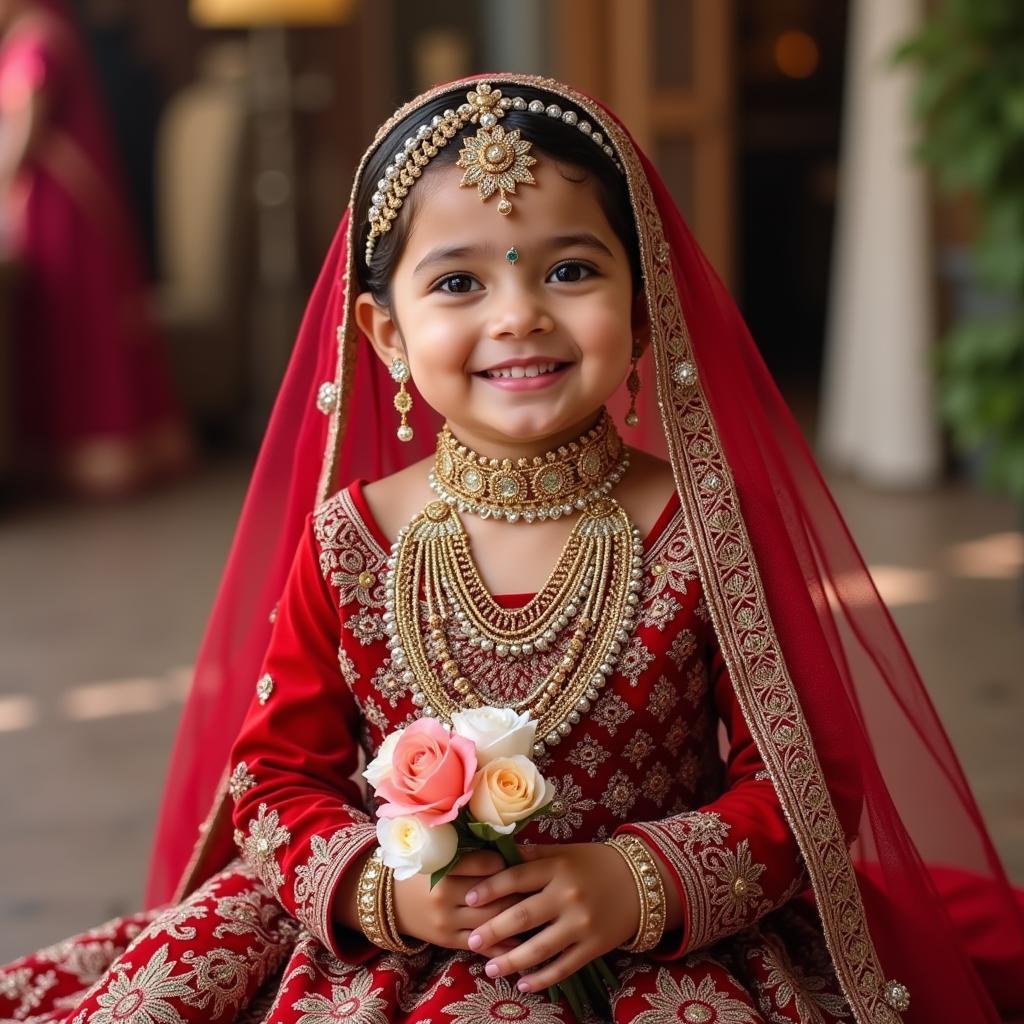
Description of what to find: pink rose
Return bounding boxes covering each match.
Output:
[374,718,478,827]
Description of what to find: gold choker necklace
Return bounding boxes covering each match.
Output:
[428,411,629,523]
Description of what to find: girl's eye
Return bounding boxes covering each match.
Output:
[549,261,594,284]
[436,274,480,294]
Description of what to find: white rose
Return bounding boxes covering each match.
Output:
[468,755,555,835]
[362,727,406,790]
[376,815,459,881]
[450,707,536,767]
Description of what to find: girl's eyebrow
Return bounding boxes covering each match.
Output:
[412,232,614,276]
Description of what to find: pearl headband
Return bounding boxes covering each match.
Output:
[365,82,623,266]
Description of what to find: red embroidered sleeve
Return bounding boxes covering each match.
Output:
[229,512,378,960]
[614,633,860,959]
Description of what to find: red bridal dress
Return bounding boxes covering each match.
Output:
[0,482,856,1024]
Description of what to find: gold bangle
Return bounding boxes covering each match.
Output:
[383,859,429,954]
[356,848,429,954]
[355,847,392,949]
[605,835,667,953]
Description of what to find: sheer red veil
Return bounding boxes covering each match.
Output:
[146,74,1024,1023]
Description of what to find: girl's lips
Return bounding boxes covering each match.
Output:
[476,364,571,391]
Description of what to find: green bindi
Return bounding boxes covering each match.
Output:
[505,246,519,265]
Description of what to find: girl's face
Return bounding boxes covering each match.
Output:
[356,155,646,456]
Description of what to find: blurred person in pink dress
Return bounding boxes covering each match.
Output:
[0,0,191,496]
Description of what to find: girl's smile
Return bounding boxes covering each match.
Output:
[477,358,572,390]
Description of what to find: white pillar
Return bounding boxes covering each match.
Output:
[820,0,941,487]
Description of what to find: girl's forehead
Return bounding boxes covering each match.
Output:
[399,158,619,261]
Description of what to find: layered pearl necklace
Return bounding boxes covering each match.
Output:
[384,415,643,757]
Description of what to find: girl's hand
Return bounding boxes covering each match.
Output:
[392,850,527,957]
[462,842,640,993]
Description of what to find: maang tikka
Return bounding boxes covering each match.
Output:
[365,82,623,265]
[390,358,414,442]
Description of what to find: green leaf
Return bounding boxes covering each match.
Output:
[429,850,462,890]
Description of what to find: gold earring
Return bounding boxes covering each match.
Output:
[390,357,414,442]
[625,341,641,427]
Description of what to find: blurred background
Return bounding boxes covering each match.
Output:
[1,0,1022,961]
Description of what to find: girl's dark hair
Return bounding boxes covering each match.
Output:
[354,83,641,307]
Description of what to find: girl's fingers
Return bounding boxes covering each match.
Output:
[465,861,549,907]
[514,944,589,993]
[446,851,507,876]
[456,894,524,929]
[480,922,574,980]
[467,892,554,952]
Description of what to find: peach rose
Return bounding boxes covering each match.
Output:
[469,755,555,835]
[374,718,478,827]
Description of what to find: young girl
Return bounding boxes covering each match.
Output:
[2,73,1022,1024]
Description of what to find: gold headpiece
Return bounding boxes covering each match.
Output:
[365,82,622,265]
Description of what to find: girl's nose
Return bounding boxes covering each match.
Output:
[487,282,555,341]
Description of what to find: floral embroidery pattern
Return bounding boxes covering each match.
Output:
[746,934,851,1022]
[628,812,773,952]
[292,975,390,1024]
[668,629,698,670]
[233,803,290,896]
[440,973,567,1024]
[619,635,656,687]
[648,674,681,723]
[344,609,387,646]
[534,774,596,841]
[313,490,387,611]
[291,820,376,947]
[369,661,404,708]
[641,592,682,631]
[88,944,192,1024]
[564,733,611,778]
[631,966,757,1024]
[602,769,639,820]
[645,528,698,600]
[622,728,656,769]
[228,761,257,803]
[589,690,633,736]
[641,761,674,805]
[337,646,360,688]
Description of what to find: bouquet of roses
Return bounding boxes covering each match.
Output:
[362,706,619,1021]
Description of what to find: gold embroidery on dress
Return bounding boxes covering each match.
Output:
[533,774,596,841]
[292,820,376,948]
[602,769,639,819]
[589,690,633,736]
[314,490,387,610]
[627,812,772,953]
[648,674,681,723]
[641,593,682,631]
[632,967,758,1024]
[668,629,698,670]
[642,761,674,805]
[622,728,657,769]
[233,803,290,896]
[618,635,656,687]
[565,734,612,778]
[228,761,257,803]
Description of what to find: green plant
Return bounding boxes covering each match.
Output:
[895,0,1024,499]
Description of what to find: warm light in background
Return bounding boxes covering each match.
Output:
[774,29,820,79]
[190,0,354,27]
